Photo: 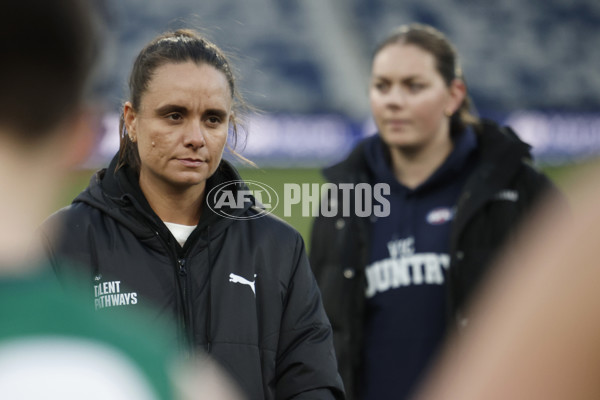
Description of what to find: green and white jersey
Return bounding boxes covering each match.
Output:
[0,272,178,399]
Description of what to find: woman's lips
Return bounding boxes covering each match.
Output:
[385,119,411,128]
[178,158,205,167]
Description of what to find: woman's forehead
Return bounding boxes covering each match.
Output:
[140,62,232,109]
[372,44,438,78]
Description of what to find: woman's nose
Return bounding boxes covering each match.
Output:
[184,120,206,148]
[386,87,407,108]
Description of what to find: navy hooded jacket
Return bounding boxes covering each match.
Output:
[41,155,345,400]
[309,119,557,400]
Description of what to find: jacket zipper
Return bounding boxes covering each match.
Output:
[152,228,193,354]
[177,257,195,351]
[178,258,187,285]
[151,225,206,354]
[132,206,196,354]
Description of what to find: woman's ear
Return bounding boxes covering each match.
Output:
[123,102,137,142]
[447,79,467,116]
[228,112,235,129]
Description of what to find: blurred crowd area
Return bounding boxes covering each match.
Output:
[93,0,600,115]
[84,0,600,168]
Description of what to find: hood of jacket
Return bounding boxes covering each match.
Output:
[361,126,477,195]
[72,154,254,249]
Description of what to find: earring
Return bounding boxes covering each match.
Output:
[445,110,453,117]
[151,141,155,147]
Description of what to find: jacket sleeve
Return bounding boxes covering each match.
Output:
[37,208,74,275]
[36,206,97,284]
[448,161,565,317]
[275,233,345,400]
[309,211,336,284]
[520,161,564,207]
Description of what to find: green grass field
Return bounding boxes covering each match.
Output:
[58,159,599,250]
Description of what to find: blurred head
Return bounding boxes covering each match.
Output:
[370,23,478,151]
[0,0,99,267]
[0,0,97,145]
[118,29,246,179]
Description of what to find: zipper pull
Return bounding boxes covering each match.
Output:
[178,259,187,277]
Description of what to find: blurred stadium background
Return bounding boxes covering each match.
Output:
[65,0,600,244]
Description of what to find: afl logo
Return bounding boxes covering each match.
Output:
[207,180,279,220]
[426,207,454,225]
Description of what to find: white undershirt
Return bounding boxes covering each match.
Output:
[163,222,196,247]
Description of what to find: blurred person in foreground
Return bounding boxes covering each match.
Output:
[412,163,600,400]
[310,23,559,400]
[0,1,245,399]
[0,1,173,398]
[41,28,344,400]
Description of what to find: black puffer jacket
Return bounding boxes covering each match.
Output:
[309,120,556,400]
[42,155,345,400]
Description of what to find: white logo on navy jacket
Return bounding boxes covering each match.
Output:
[229,273,257,296]
[93,279,138,310]
[365,236,450,298]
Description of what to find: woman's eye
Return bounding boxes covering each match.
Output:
[408,83,425,92]
[167,113,182,121]
[374,82,389,92]
[207,116,221,125]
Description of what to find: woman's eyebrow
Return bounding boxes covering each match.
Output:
[204,108,228,118]
[372,75,390,81]
[154,104,187,115]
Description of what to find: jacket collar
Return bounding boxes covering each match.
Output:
[74,154,252,244]
[360,127,477,194]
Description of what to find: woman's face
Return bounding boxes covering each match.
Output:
[369,43,464,152]
[124,61,232,195]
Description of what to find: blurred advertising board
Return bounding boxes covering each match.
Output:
[87,111,600,169]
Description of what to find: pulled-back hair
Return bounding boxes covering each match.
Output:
[117,29,249,173]
[0,0,98,140]
[374,23,479,134]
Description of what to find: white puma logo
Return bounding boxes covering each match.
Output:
[229,273,257,296]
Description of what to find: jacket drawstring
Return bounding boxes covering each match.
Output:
[89,232,101,290]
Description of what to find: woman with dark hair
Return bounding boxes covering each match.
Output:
[309,23,558,400]
[43,29,344,400]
